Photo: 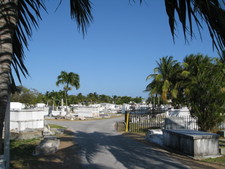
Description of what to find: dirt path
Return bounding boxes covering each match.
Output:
[32,135,82,169]
[10,134,81,169]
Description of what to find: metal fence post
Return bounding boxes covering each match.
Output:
[125,112,130,132]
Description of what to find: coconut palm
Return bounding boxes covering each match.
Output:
[0,0,92,156]
[146,56,182,104]
[56,71,80,113]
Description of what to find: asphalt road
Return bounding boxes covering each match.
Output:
[47,117,190,169]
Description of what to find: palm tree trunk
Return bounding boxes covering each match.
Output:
[0,0,18,154]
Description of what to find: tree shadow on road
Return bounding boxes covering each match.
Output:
[75,131,208,169]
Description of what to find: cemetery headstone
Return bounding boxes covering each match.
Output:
[164,117,185,130]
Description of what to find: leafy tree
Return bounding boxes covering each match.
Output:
[76,93,86,104]
[147,54,225,131]
[35,92,46,104]
[183,54,225,131]
[115,96,132,104]
[56,71,80,112]
[11,86,41,106]
[132,97,143,104]
[87,92,99,104]
[98,94,111,103]
[44,90,64,109]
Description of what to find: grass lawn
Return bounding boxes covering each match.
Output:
[10,138,41,169]
[10,125,80,169]
[48,124,66,129]
[202,156,225,164]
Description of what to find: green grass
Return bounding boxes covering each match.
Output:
[10,138,41,169]
[10,139,40,158]
[202,156,225,163]
[48,124,66,129]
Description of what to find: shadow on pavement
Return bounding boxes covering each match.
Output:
[75,131,195,169]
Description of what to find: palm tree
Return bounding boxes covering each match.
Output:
[146,56,182,104]
[0,0,224,158]
[0,0,92,155]
[56,71,80,114]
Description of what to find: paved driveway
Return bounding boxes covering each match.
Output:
[47,117,190,169]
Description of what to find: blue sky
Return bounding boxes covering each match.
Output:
[17,0,218,98]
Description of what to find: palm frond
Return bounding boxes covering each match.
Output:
[146,73,156,80]
[10,0,46,84]
[171,88,178,98]
[155,74,163,81]
[180,70,190,77]
[70,0,93,35]
[165,0,225,51]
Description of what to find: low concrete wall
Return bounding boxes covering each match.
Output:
[10,110,46,131]
[163,129,220,158]
[74,107,100,117]
[166,107,190,116]
[165,117,198,130]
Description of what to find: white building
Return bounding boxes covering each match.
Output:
[10,102,25,111]
[36,103,46,108]
[73,106,100,118]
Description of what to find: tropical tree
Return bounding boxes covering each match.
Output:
[98,94,111,103]
[44,90,64,109]
[56,71,80,113]
[146,56,183,106]
[147,54,225,131]
[183,54,225,131]
[0,0,92,155]
[11,86,42,106]
[87,92,99,104]
[132,97,142,104]
[76,92,86,104]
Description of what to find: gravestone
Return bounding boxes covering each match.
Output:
[33,136,60,155]
[163,129,220,158]
[164,117,185,130]
[146,129,163,146]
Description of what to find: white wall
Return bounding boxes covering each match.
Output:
[10,110,46,131]
[10,102,25,111]
[74,107,100,117]
[36,103,46,108]
[166,107,190,116]
[166,107,198,130]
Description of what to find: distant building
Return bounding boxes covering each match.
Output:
[10,102,25,111]
[36,103,46,108]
